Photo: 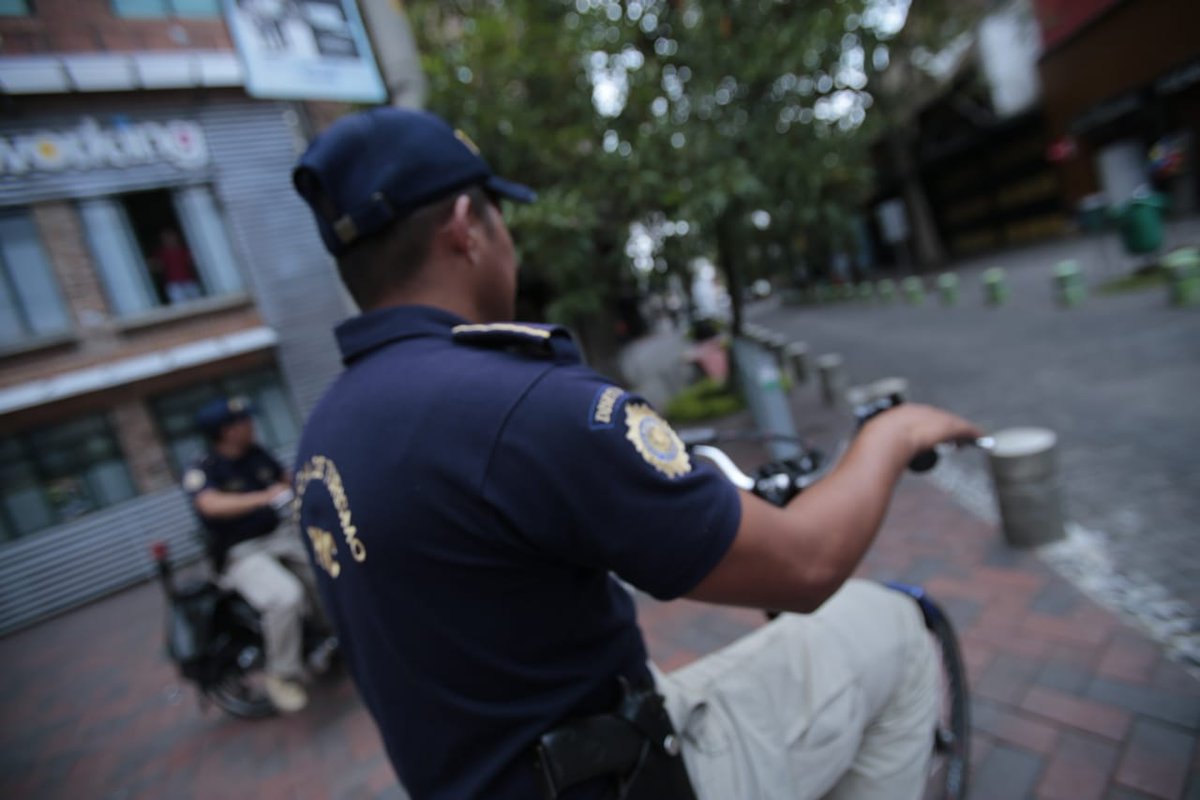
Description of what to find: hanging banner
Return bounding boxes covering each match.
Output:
[224,0,387,103]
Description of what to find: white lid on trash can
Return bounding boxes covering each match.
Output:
[990,427,1057,458]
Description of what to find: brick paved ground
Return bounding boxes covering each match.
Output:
[2,466,1197,798]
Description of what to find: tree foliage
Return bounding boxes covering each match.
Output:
[409,0,984,336]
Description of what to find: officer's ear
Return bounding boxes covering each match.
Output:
[444,193,479,262]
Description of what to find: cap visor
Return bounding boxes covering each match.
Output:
[486,176,537,204]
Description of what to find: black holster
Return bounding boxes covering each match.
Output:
[534,678,697,800]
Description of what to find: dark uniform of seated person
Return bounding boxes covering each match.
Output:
[185,397,327,713]
[290,108,980,799]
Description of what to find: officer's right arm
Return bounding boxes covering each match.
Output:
[183,463,289,520]
[192,487,284,519]
[686,403,980,614]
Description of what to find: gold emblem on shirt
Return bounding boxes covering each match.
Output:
[295,455,367,579]
[624,402,691,479]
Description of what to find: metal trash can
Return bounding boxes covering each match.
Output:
[987,427,1066,548]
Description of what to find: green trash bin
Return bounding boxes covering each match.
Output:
[1118,191,1168,255]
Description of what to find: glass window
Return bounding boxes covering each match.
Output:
[80,186,244,317]
[151,367,299,475]
[0,415,137,542]
[0,0,31,17]
[112,0,219,17]
[0,211,72,347]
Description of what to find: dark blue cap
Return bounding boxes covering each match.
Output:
[292,107,536,256]
[195,396,254,434]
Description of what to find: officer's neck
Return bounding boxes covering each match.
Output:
[212,438,251,460]
[367,273,502,325]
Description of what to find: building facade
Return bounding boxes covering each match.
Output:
[1035,0,1200,214]
[0,1,352,633]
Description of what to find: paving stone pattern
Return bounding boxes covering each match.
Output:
[2,465,1197,798]
[752,220,1200,666]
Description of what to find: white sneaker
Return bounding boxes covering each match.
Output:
[264,675,308,713]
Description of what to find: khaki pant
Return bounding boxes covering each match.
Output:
[219,526,321,679]
[652,580,938,800]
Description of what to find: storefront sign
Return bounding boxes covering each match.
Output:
[0,117,209,176]
[225,0,387,103]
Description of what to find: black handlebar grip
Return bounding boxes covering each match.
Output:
[908,449,939,473]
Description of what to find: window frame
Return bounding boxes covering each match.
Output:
[0,413,138,542]
[80,183,246,320]
[0,209,74,351]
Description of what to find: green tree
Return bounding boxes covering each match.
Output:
[410,1,652,372]
[410,0,986,347]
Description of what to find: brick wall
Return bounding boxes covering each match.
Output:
[0,0,232,56]
[34,200,115,336]
[110,399,175,492]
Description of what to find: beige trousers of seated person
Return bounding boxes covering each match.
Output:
[219,525,322,680]
[652,580,938,800]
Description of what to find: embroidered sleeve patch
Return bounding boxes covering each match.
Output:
[182,469,207,493]
[590,385,625,429]
[624,402,691,478]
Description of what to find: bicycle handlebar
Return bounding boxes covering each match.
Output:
[685,398,989,507]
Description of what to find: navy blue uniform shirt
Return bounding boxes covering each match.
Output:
[294,305,741,799]
[183,444,283,569]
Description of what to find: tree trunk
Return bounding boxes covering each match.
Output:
[886,127,945,272]
[715,210,745,336]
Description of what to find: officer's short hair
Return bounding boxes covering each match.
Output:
[335,185,496,309]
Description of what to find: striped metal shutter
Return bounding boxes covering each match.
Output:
[0,100,349,634]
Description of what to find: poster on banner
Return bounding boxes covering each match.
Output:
[224,0,387,103]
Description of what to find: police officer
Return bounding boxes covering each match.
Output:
[290,108,981,799]
[184,396,317,713]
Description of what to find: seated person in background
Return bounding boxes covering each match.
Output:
[183,396,322,712]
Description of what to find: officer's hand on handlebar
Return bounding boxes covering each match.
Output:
[861,403,983,470]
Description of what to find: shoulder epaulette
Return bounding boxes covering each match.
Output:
[451,322,581,363]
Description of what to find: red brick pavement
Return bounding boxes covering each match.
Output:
[2,480,1197,798]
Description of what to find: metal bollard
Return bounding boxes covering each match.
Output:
[1163,247,1200,307]
[1053,260,1085,308]
[902,276,925,305]
[876,279,897,303]
[767,333,789,376]
[937,273,959,306]
[868,376,909,402]
[987,427,1066,547]
[785,342,810,385]
[983,268,1008,306]
[816,353,846,408]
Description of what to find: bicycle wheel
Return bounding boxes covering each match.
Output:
[922,601,970,800]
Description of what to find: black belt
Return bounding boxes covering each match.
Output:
[534,677,697,800]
